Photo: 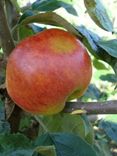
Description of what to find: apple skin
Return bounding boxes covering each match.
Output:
[6,28,92,115]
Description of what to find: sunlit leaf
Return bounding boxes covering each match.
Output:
[84,0,113,32]
[32,0,78,16]
[99,115,117,143]
[77,26,117,76]
[83,84,101,100]
[35,145,57,156]
[78,26,100,56]
[98,39,117,58]
[93,59,108,70]
[18,25,34,40]
[100,74,117,83]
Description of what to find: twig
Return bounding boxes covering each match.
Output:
[64,100,117,114]
[0,0,22,133]
[0,0,15,57]
[34,116,48,133]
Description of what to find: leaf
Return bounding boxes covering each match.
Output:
[18,25,34,41]
[34,133,53,147]
[32,0,61,11]
[35,145,57,156]
[78,26,100,56]
[5,98,15,120]
[98,39,117,58]
[18,10,35,23]
[93,59,108,70]
[94,141,112,156]
[0,99,5,120]
[16,12,81,38]
[0,120,10,134]
[60,2,78,16]
[100,74,117,83]
[99,115,117,143]
[77,26,117,75]
[0,133,32,150]
[30,24,45,33]
[0,100,10,134]
[0,149,34,156]
[83,84,101,100]
[39,114,86,137]
[84,0,113,32]
[38,113,94,144]
[81,115,94,145]
[32,0,78,16]
[34,133,97,156]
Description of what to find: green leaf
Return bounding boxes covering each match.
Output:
[34,133,97,156]
[15,12,81,38]
[6,149,34,156]
[32,0,77,16]
[18,10,34,23]
[34,133,53,147]
[30,25,45,33]
[99,115,117,143]
[83,84,101,100]
[0,99,5,120]
[78,26,100,57]
[100,74,117,83]
[0,133,32,150]
[93,59,108,70]
[0,100,10,134]
[77,26,117,75]
[94,141,112,156]
[60,2,78,16]
[0,120,10,134]
[18,25,34,41]
[39,114,85,137]
[38,113,94,144]
[61,114,86,138]
[98,39,117,58]
[81,115,94,145]
[35,145,57,156]
[84,0,113,32]
[32,0,61,11]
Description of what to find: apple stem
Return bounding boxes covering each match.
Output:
[34,115,48,133]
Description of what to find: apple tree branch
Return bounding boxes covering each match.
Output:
[0,0,22,133]
[64,100,117,114]
[0,0,15,58]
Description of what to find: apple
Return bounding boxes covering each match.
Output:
[6,28,92,115]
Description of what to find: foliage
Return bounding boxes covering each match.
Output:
[0,0,117,155]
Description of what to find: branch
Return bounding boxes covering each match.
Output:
[0,0,15,57]
[0,0,22,133]
[64,100,117,114]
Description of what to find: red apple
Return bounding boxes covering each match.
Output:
[6,28,92,115]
